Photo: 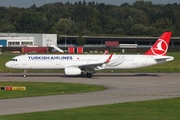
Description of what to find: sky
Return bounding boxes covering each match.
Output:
[0,0,180,8]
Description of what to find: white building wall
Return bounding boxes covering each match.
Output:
[0,33,57,47]
[0,37,34,46]
[15,34,43,46]
[8,37,34,46]
[43,34,57,47]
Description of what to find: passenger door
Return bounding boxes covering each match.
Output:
[22,56,27,65]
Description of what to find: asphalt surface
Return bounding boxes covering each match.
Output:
[0,73,180,115]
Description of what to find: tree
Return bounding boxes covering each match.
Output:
[0,22,16,32]
[81,30,92,35]
[90,26,103,34]
[128,8,149,26]
[152,18,173,30]
[130,24,148,36]
[15,12,46,33]
[55,18,71,34]
[69,22,79,35]
[76,35,86,46]
[30,4,37,10]
[113,28,125,35]
[0,1,180,35]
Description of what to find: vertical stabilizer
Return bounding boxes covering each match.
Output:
[144,32,172,56]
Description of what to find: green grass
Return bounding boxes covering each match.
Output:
[0,82,106,99]
[1,97,180,120]
[1,52,180,73]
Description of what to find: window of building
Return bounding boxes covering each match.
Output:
[8,41,20,46]
[21,42,33,46]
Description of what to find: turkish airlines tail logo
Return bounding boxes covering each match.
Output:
[145,32,172,56]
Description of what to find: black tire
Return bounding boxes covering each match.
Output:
[23,74,26,77]
[86,73,92,78]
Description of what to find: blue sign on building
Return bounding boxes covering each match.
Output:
[0,39,7,46]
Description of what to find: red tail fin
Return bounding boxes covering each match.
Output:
[144,32,172,56]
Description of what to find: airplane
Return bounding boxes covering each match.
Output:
[5,32,174,78]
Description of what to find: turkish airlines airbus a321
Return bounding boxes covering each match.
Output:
[5,32,174,78]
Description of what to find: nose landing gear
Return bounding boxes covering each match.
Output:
[23,70,27,77]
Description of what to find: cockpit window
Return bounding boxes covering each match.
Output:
[11,59,18,61]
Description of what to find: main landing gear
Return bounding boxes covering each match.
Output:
[86,72,92,78]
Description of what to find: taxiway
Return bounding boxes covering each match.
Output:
[0,73,180,115]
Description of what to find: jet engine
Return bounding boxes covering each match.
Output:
[64,67,81,75]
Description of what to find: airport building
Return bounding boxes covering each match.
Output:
[0,32,179,49]
[0,37,34,47]
[58,35,180,48]
[0,33,57,47]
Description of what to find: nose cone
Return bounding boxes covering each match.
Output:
[5,61,11,68]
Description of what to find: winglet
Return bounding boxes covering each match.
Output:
[103,50,108,55]
[144,32,172,56]
[105,54,113,63]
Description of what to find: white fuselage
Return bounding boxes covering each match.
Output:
[5,54,174,70]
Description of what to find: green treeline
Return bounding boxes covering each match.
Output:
[0,0,180,36]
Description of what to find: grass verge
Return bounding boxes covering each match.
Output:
[0,82,106,99]
[1,97,180,120]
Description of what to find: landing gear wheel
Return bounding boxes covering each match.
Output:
[86,73,92,78]
[23,74,26,77]
[23,70,27,77]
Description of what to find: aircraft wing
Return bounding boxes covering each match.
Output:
[66,54,113,70]
[78,62,107,70]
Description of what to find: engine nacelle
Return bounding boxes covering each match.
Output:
[64,67,81,75]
